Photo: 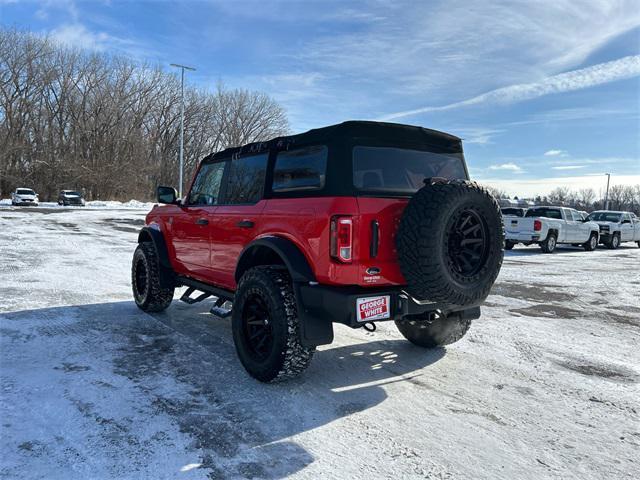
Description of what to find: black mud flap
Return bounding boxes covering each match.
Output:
[294,283,334,348]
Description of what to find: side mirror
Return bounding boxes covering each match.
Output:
[157,186,178,204]
[622,219,631,224]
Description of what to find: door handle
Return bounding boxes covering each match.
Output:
[195,218,209,225]
[236,220,254,228]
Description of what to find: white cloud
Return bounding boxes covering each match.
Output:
[489,163,523,172]
[450,127,504,145]
[544,149,568,157]
[222,0,640,126]
[551,165,585,170]
[36,0,79,22]
[50,24,112,51]
[380,55,640,120]
[48,23,149,59]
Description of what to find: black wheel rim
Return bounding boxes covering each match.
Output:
[134,258,148,298]
[242,294,274,361]
[446,208,489,277]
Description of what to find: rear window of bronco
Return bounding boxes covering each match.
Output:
[272,146,327,192]
[352,146,467,194]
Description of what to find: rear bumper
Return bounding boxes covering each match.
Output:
[296,283,481,347]
[505,232,540,243]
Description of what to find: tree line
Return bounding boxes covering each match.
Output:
[0,28,289,201]
[487,185,640,214]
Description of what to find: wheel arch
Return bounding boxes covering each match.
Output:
[235,236,316,284]
[137,226,175,288]
[235,237,331,348]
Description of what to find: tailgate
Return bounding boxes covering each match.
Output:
[504,217,535,235]
[354,197,409,287]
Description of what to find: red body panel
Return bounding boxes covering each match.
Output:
[146,195,411,290]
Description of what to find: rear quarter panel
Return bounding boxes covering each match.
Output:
[260,197,361,286]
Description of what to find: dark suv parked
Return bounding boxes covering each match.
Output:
[132,121,504,381]
[58,190,85,206]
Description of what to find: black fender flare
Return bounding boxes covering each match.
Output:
[235,236,316,284]
[137,226,176,288]
[235,237,333,347]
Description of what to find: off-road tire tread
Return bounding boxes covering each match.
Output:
[233,266,314,382]
[396,180,504,304]
[132,242,174,312]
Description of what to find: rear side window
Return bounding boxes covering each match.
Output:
[221,154,268,204]
[188,161,225,205]
[525,208,562,219]
[272,146,327,192]
[353,146,467,194]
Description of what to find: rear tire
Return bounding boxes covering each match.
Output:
[505,241,515,250]
[232,266,314,382]
[395,313,471,348]
[583,233,598,251]
[131,242,174,312]
[540,232,557,253]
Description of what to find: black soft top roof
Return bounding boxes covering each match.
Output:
[204,120,462,162]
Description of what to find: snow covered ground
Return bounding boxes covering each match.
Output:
[0,198,155,209]
[1,206,639,479]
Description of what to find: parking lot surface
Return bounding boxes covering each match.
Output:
[1,206,639,479]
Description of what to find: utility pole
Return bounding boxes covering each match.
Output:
[604,173,611,210]
[170,63,196,198]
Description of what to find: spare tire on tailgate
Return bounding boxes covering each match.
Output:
[396,179,504,305]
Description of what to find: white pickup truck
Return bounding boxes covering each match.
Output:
[586,210,640,249]
[504,206,600,253]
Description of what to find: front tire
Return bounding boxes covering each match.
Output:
[606,233,620,249]
[540,232,557,253]
[395,312,471,348]
[232,266,314,382]
[131,242,174,312]
[583,233,598,251]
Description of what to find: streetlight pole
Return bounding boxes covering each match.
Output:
[604,173,611,210]
[170,63,196,198]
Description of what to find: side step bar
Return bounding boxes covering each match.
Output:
[210,297,232,319]
[176,275,234,318]
[179,287,211,305]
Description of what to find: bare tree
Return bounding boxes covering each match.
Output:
[547,187,570,205]
[0,28,289,200]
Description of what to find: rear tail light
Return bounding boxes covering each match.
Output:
[534,219,542,231]
[330,216,353,262]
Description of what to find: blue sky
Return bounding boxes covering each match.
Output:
[2,0,639,196]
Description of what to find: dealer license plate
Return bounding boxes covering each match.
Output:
[356,295,391,322]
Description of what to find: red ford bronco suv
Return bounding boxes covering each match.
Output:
[132,121,504,382]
